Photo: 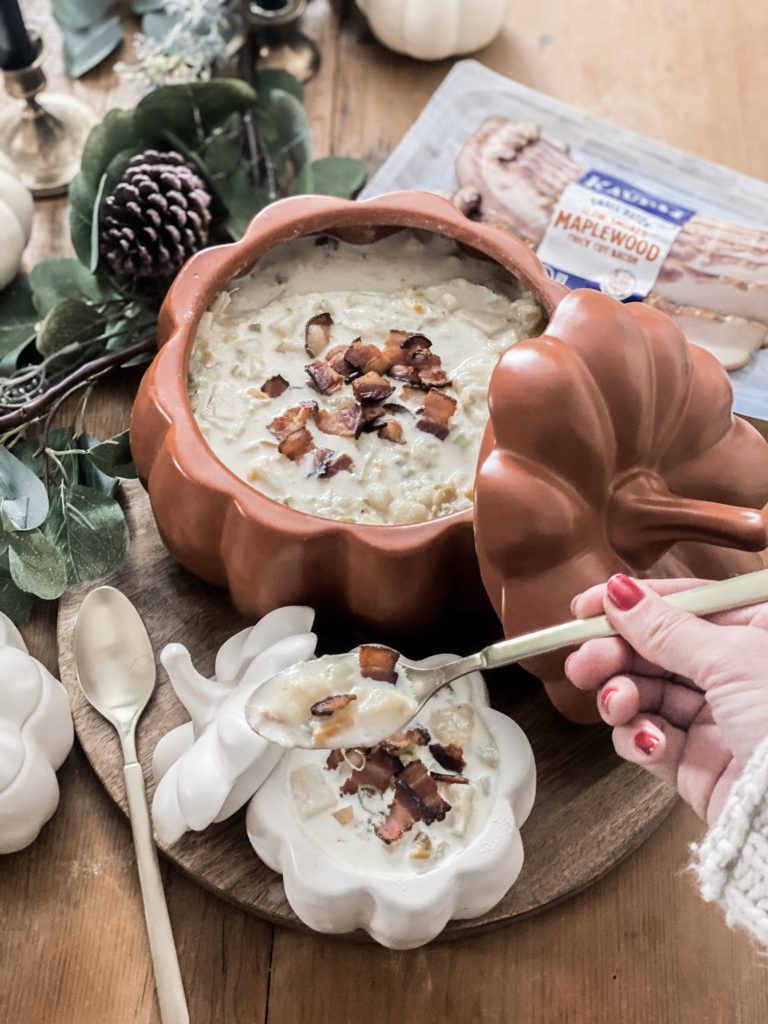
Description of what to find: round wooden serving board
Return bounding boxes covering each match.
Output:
[57,482,677,941]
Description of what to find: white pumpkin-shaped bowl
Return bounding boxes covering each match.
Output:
[356,0,510,62]
[0,151,33,290]
[246,655,535,949]
[152,606,317,845]
[0,612,74,854]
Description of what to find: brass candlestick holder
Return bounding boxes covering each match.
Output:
[0,30,98,197]
[243,0,320,83]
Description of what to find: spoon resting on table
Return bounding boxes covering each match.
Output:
[247,569,768,751]
[74,586,189,1024]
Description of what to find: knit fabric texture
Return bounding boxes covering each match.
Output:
[692,734,768,946]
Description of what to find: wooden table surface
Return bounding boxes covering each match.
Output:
[2,2,768,1022]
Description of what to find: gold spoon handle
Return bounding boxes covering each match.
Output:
[124,763,189,1024]
[479,568,768,672]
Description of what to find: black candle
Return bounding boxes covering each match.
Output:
[0,0,36,71]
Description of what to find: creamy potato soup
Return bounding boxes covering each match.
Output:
[188,230,544,525]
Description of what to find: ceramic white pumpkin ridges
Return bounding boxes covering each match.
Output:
[246,657,536,949]
[0,612,74,854]
[151,606,317,845]
[0,150,33,290]
[356,0,510,62]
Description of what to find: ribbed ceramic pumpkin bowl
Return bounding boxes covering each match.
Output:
[130,191,565,651]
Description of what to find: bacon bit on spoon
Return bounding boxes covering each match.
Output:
[358,644,399,683]
[306,359,344,394]
[261,374,289,398]
[268,401,317,440]
[345,339,391,375]
[326,749,346,770]
[304,312,333,357]
[340,746,402,795]
[314,403,364,438]
[310,448,354,479]
[310,693,358,717]
[377,420,405,444]
[429,742,466,773]
[352,371,395,403]
[278,427,314,461]
[430,771,469,785]
[326,344,358,380]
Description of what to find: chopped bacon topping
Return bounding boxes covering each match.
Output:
[375,761,451,844]
[401,333,432,355]
[278,427,314,461]
[310,693,357,717]
[416,418,449,440]
[400,386,425,407]
[340,746,402,795]
[358,644,399,684]
[418,364,451,388]
[326,749,345,770]
[378,420,405,444]
[423,390,457,425]
[387,362,420,384]
[304,312,333,357]
[306,359,344,394]
[314,403,364,438]
[380,727,430,754]
[352,371,395,403]
[382,402,409,416]
[429,742,466,773]
[261,374,289,398]
[310,448,353,479]
[430,771,469,785]
[359,404,386,432]
[326,344,357,380]
[268,401,317,441]
[345,339,391,375]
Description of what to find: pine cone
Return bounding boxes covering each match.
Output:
[99,150,213,278]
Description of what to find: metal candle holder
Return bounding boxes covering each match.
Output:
[0,30,97,197]
[244,0,320,83]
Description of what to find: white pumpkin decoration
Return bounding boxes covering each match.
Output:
[0,151,33,290]
[356,0,510,62]
[0,612,74,854]
[151,606,317,845]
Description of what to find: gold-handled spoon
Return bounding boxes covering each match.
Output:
[248,569,768,750]
[74,586,189,1024]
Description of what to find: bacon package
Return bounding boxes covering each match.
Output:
[362,61,768,419]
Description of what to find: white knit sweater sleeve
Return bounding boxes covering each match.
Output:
[691,734,768,946]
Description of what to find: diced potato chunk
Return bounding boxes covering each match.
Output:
[446,783,475,838]
[332,805,354,826]
[290,764,336,819]
[430,703,474,748]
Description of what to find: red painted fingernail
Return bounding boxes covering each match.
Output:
[634,730,658,755]
[601,685,618,709]
[606,574,644,611]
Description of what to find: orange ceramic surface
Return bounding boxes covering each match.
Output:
[474,289,768,722]
[130,191,565,648]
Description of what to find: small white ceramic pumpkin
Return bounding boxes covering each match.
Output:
[0,151,33,290]
[356,0,510,61]
[0,612,74,854]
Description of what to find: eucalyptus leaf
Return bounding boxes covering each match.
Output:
[52,0,113,32]
[142,12,177,43]
[0,553,33,626]
[77,108,139,192]
[61,17,124,79]
[0,446,49,531]
[0,279,37,372]
[89,172,109,274]
[8,529,69,601]
[45,483,129,587]
[69,171,97,266]
[290,156,367,199]
[29,258,110,317]
[216,168,270,239]
[36,300,104,358]
[260,88,312,176]
[255,69,304,102]
[135,81,258,150]
[131,0,165,12]
[81,431,136,481]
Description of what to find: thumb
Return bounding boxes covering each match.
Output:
[602,574,728,685]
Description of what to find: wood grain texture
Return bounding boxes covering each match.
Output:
[2,1,768,1022]
[56,483,677,935]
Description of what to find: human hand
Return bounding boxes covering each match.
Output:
[565,574,768,823]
